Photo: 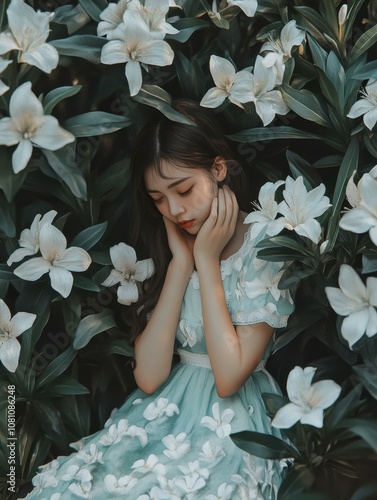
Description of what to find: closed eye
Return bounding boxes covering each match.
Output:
[179,187,193,197]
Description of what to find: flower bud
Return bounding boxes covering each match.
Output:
[338,4,348,26]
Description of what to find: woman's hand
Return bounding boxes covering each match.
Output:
[194,186,238,264]
[163,217,195,272]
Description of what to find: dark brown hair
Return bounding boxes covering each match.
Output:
[127,100,249,343]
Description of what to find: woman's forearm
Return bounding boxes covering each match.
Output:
[133,259,191,393]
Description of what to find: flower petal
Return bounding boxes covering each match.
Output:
[134,258,154,282]
[293,219,322,244]
[338,264,367,302]
[200,87,227,108]
[300,407,324,428]
[209,55,235,89]
[341,308,369,348]
[117,281,139,305]
[110,243,136,273]
[10,312,36,338]
[126,59,143,96]
[271,402,305,429]
[102,269,123,287]
[340,207,377,233]
[309,380,341,409]
[12,138,33,173]
[49,266,74,298]
[57,247,91,272]
[0,337,21,372]
[39,224,67,261]
[20,43,59,73]
[0,299,11,323]
[286,366,316,404]
[363,108,377,131]
[13,257,51,281]
[325,287,361,316]
[32,116,75,150]
[9,81,44,121]
[138,40,174,66]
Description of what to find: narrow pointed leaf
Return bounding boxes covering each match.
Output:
[43,86,82,115]
[73,309,117,350]
[231,431,299,459]
[280,85,332,128]
[36,346,77,388]
[348,23,377,65]
[70,222,107,250]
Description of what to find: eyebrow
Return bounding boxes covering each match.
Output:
[146,177,192,193]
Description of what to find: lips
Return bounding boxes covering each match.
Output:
[178,219,195,229]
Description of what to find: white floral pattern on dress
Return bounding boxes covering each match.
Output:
[200,403,235,438]
[143,397,179,420]
[179,318,199,347]
[131,454,166,475]
[162,432,191,459]
[99,419,147,446]
[104,474,138,494]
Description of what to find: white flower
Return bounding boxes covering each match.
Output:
[325,264,377,348]
[206,482,234,500]
[179,319,198,347]
[7,210,57,266]
[62,465,92,483]
[200,55,254,109]
[244,264,285,302]
[68,481,92,499]
[339,167,377,245]
[143,397,179,420]
[261,20,305,84]
[272,366,341,428]
[76,444,104,465]
[0,299,36,372]
[137,486,176,500]
[100,10,174,96]
[199,440,225,462]
[174,474,207,495]
[13,224,91,298]
[247,56,289,125]
[227,0,258,17]
[31,469,59,491]
[162,432,190,459]
[244,180,285,239]
[104,474,138,495]
[338,4,348,26]
[0,82,75,174]
[97,0,131,37]
[99,419,148,447]
[178,460,209,480]
[101,241,154,305]
[275,176,331,244]
[0,57,11,96]
[0,0,58,73]
[200,402,235,438]
[131,454,166,475]
[128,0,179,39]
[347,78,377,130]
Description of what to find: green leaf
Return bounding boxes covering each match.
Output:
[345,0,368,41]
[42,375,89,396]
[50,35,107,64]
[231,431,299,460]
[273,310,323,352]
[73,275,100,292]
[105,339,134,357]
[257,236,311,255]
[43,85,82,115]
[174,51,206,100]
[19,308,50,368]
[63,112,131,137]
[0,192,15,237]
[95,157,130,201]
[31,399,67,448]
[348,23,377,66]
[353,365,377,399]
[312,155,342,169]
[42,146,87,200]
[278,465,315,498]
[286,150,322,189]
[326,136,359,250]
[73,309,117,350]
[280,85,332,128]
[295,6,337,40]
[326,385,363,430]
[228,126,331,143]
[340,418,377,452]
[0,146,27,202]
[36,346,77,389]
[350,60,377,81]
[256,247,310,262]
[70,222,107,250]
[133,85,196,125]
[167,17,209,43]
[262,393,288,415]
[307,35,327,71]
[78,0,108,22]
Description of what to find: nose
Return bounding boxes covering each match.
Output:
[168,196,184,217]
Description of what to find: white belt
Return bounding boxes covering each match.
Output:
[177,349,212,369]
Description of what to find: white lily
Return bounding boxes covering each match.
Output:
[0,57,11,96]
[247,56,289,125]
[261,20,305,85]
[0,0,58,73]
[101,242,154,305]
[227,0,258,17]
[0,299,36,372]
[200,55,254,109]
[271,366,341,428]
[244,180,285,239]
[7,210,57,266]
[339,167,377,245]
[128,0,179,39]
[13,224,92,298]
[100,10,174,96]
[347,79,377,131]
[97,0,131,38]
[200,402,235,438]
[0,82,75,174]
[325,264,377,348]
[244,264,286,302]
[275,176,331,244]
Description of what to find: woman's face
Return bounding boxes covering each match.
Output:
[144,160,219,234]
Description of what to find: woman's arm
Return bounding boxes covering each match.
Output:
[194,187,274,397]
[133,218,194,394]
[196,257,274,397]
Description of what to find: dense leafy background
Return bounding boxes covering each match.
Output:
[0,0,377,498]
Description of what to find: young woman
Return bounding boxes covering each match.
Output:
[26,101,294,499]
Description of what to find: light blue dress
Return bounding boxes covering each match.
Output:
[25,225,294,500]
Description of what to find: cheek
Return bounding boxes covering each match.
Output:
[190,184,216,211]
